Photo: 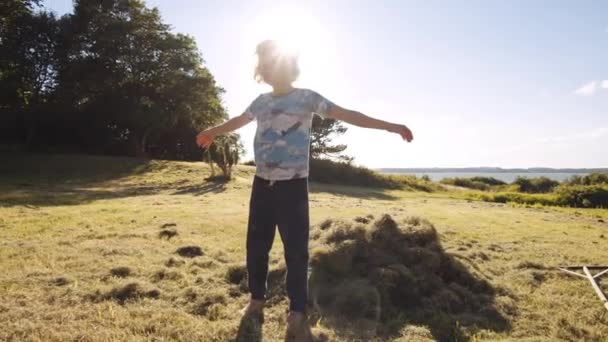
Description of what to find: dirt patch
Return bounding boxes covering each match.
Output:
[88,282,160,305]
[191,292,227,318]
[226,264,247,285]
[51,276,70,286]
[110,266,132,278]
[158,229,178,240]
[175,246,203,258]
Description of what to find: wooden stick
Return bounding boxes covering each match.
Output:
[583,266,608,312]
[593,268,608,279]
[559,266,608,270]
[559,268,587,278]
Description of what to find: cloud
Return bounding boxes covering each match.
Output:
[574,81,597,96]
[602,80,608,89]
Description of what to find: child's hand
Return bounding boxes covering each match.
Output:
[196,131,215,148]
[391,124,413,142]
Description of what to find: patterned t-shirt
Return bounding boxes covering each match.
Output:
[244,88,334,181]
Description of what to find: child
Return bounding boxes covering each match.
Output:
[196,39,413,340]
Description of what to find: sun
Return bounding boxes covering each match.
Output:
[246,7,334,86]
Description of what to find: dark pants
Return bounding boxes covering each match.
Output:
[246,175,310,312]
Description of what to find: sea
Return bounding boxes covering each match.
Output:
[377,171,591,183]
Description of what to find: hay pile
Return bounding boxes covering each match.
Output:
[308,214,505,339]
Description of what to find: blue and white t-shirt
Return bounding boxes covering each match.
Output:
[245,88,334,181]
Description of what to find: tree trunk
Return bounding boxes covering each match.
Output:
[24,121,36,151]
[207,150,216,177]
[134,129,150,158]
[219,163,230,179]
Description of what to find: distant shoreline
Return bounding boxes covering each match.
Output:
[377,167,608,174]
[375,168,607,182]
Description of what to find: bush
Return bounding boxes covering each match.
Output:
[555,185,608,208]
[470,176,506,186]
[440,176,506,191]
[441,178,489,191]
[470,185,608,208]
[472,192,556,206]
[564,173,608,186]
[513,176,559,193]
[309,159,441,192]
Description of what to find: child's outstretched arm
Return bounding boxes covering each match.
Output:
[196,113,252,148]
[328,105,414,142]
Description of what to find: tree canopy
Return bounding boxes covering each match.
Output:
[1,0,227,160]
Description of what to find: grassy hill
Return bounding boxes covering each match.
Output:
[1,153,607,341]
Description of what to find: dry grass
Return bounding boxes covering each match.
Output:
[307,215,510,341]
[1,153,608,341]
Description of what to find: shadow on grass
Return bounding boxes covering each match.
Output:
[0,152,159,183]
[172,179,227,196]
[0,181,228,207]
[235,315,263,342]
[309,182,398,201]
[307,214,513,341]
[0,152,227,207]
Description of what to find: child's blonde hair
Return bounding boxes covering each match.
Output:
[254,40,300,84]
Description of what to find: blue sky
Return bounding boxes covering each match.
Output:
[43,0,607,168]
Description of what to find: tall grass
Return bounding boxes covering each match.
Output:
[441,176,506,191]
[564,172,608,186]
[513,176,559,193]
[441,173,608,208]
[469,185,608,208]
[309,159,442,192]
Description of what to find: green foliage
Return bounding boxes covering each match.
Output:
[1,0,230,160]
[564,173,608,186]
[471,176,507,186]
[310,115,351,162]
[440,176,506,191]
[471,192,557,206]
[0,5,60,148]
[205,134,243,179]
[471,185,608,208]
[441,178,486,191]
[555,185,608,208]
[457,174,608,208]
[512,176,559,193]
[309,158,441,192]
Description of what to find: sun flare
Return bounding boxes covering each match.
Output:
[246,7,334,86]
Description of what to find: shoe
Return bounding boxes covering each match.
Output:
[240,299,265,323]
[285,311,313,342]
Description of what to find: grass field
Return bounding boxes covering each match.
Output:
[1,153,607,341]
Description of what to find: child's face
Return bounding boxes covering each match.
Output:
[257,52,293,87]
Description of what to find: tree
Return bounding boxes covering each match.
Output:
[56,0,228,157]
[0,1,59,148]
[1,0,240,163]
[310,115,352,162]
[206,134,243,179]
